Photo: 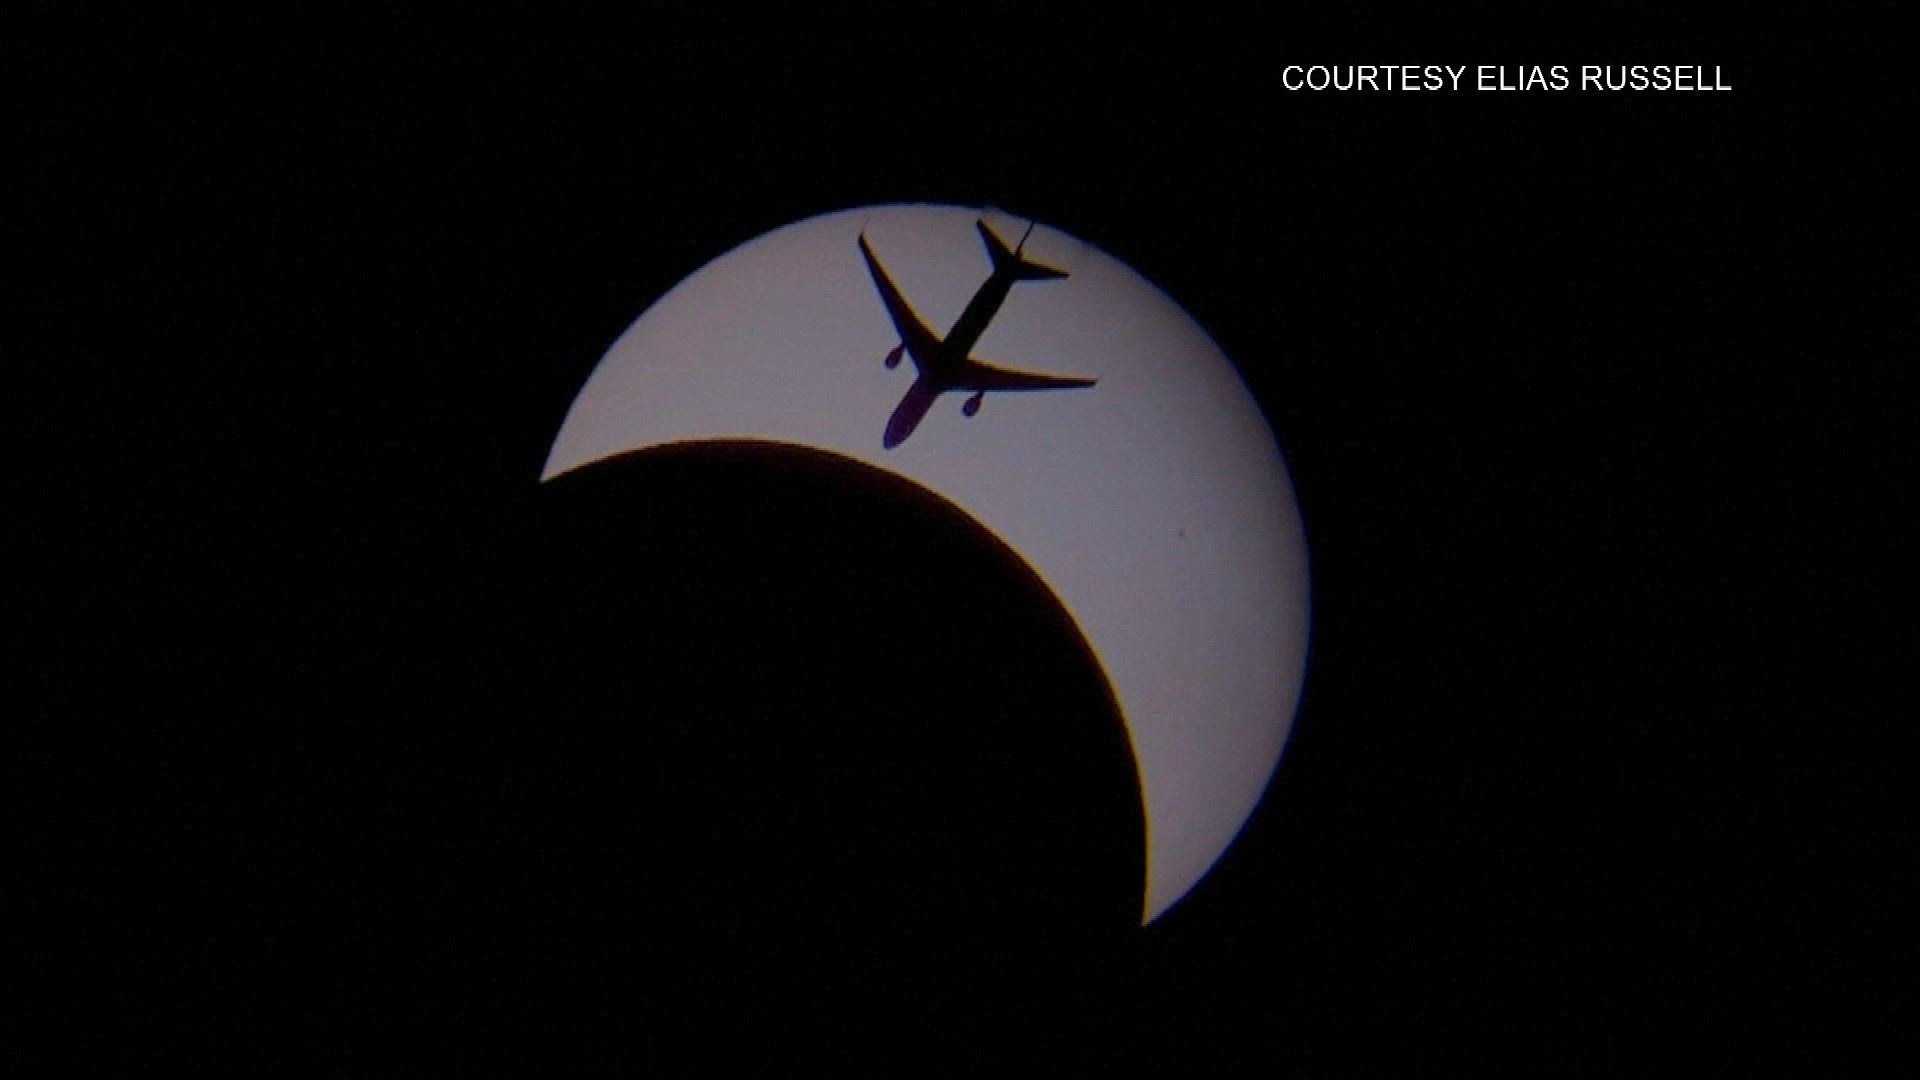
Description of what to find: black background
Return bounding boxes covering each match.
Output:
[15,7,1910,1072]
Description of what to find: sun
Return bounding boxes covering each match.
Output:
[546,204,1310,922]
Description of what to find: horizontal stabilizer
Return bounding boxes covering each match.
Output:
[977,220,1069,281]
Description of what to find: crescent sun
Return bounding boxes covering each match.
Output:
[543,203,1311,923]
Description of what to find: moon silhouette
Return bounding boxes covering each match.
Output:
[544,203,1310,922]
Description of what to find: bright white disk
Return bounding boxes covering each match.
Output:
[544,204,1310,923]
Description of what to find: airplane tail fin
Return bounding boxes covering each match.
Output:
[977,220,1069,281]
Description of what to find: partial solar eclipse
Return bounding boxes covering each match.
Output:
[545,204,1310,922]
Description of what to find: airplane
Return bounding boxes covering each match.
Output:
[859,219,1097,448]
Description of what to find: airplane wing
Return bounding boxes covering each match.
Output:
[858,234,942,373]
[954,358,1099,393]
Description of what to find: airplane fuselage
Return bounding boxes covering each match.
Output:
[883,270,1026,447]
[928,271,1020,381]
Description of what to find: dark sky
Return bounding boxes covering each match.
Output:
[15,8,1908,1072]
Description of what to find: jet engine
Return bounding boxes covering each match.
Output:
[962,392,984,417]
[884,344,904,370]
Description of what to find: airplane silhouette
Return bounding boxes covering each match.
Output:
[859,220,1097,448]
